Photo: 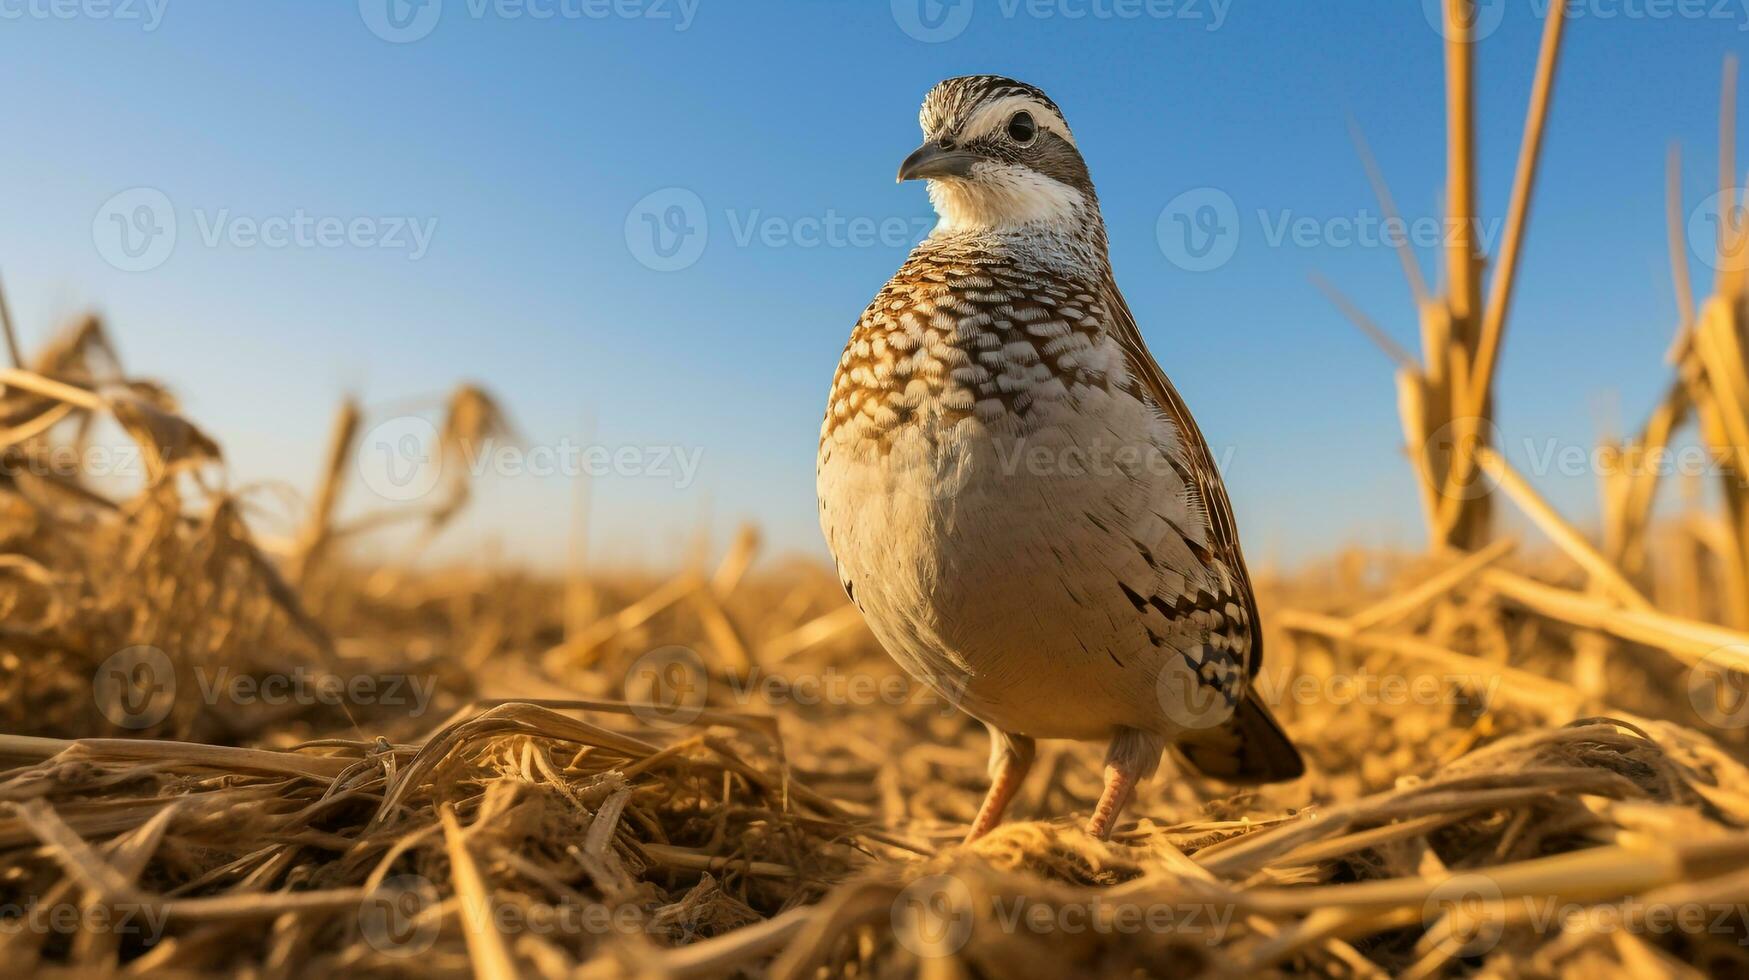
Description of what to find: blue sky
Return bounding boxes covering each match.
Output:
[1,1,1743,568]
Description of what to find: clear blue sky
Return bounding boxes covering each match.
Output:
[0,2,1741,568]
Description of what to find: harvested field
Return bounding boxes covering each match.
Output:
[6,461,1749,977]
[6,325,1749,976]
[8,3,1749,978]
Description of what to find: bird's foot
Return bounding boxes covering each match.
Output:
[963,730,1034,844]
[1086,727,1164,840]
[1085,762,1136,841]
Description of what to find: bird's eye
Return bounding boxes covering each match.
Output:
[1007,111,1037,144]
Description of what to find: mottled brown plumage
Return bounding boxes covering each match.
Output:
[817,76,1302,843]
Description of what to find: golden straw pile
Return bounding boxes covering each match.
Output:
[6,2,1749,976]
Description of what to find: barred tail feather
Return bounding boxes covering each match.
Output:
[1174,691,1305,785]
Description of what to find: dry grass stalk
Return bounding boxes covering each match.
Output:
[1648,57,1749,628]
[1325,0,1567,551]
[0,274,24,369]
[1471,446,1653,612]
[440,803,521,979]
[289,397,361,583]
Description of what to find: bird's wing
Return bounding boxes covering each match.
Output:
[1099,277,1263,677]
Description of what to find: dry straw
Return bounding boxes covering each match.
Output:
[5,2,1749,976]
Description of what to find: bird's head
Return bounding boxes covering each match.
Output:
[899,75,1099,237]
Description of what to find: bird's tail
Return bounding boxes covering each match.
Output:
[1174,691,1305,785]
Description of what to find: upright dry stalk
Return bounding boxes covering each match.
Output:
[1424,0,1492,552]
[289,398,361,583]
[0,273,23,368]
[1650,57,1749,627]
[1443,0,1481,331]
[565,412,598,644]
[1337,0,1566,553]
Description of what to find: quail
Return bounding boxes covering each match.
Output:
[817,76,1303,843]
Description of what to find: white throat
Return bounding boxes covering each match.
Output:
[927,163,1090,237]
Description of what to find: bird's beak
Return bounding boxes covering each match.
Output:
[897,141,979,183]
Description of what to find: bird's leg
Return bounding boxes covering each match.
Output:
[964,728,1035,844]
[1086,764,1134,842]
[1086,726,1166,841]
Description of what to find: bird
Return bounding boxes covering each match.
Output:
[816,75,1304,843]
